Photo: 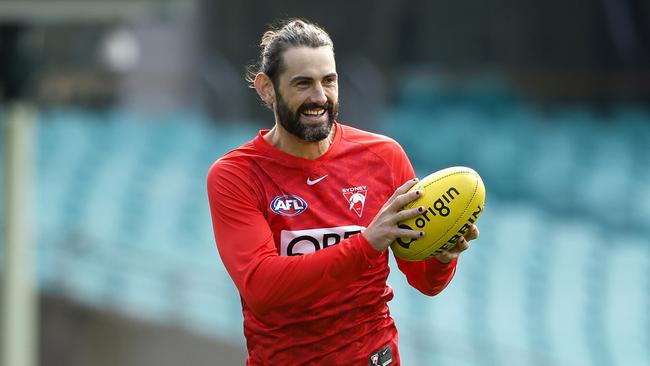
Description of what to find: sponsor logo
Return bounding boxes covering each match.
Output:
[395,186,461,249]
[307,175,328,186]
[368,345,393,366]
[270,194,308,216]
[280,225,365,256]
[342,185,367,217]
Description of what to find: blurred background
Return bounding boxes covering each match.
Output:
[1,0,649,365]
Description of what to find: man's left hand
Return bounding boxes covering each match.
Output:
[435,224,480,263]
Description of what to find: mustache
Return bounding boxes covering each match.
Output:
[297,101,334,114]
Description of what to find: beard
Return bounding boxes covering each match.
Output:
[275,90,338,142]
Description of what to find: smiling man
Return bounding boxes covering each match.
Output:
[207,19,479,365]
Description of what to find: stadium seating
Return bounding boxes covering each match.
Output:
[0,88,648,365]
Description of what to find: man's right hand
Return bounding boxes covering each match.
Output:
[363,178,426,252]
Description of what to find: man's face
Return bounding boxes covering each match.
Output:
[273,46,339,142]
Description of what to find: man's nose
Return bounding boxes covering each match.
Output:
[309,83,327,105]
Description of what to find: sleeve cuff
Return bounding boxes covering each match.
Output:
[359,233,384,261]
[428,256,458,268]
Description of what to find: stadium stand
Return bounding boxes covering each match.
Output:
[1,83,649,364]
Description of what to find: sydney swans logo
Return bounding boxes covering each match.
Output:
[342,185,367,217]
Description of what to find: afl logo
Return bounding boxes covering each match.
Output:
[270,194,308,216]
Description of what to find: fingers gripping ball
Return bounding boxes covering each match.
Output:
[391,167,486,261]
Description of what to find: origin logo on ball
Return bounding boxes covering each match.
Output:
[391,167,486,261]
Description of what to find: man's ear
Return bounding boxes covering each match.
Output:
[254,73,275,108]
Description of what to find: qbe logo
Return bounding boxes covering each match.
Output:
[280,225,366,256]
[270,194,308,216]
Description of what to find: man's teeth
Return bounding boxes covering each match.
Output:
[302,108,326,116]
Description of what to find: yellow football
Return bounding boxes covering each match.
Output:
[391,166,486,261]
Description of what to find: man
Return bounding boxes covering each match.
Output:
[207,18,479,365]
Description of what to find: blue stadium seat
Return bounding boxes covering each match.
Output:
[601,234,649,365]
[2,101,647,366]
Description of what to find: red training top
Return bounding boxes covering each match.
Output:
[207,122,457,365]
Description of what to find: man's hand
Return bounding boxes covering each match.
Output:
[435,224,480,263]
[363,178,425,252]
